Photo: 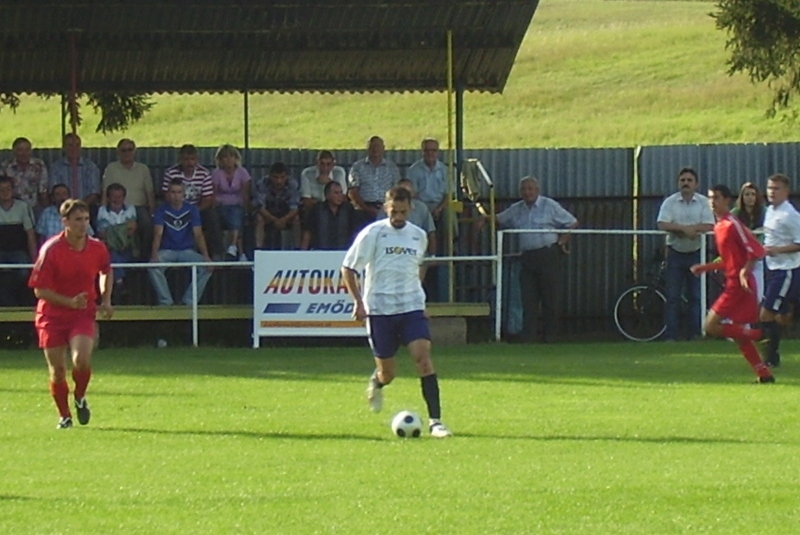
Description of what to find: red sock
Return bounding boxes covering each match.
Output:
[49,380,71,418]
[737,341,772,378]
[721,324,761,341]
[72,367,92,400]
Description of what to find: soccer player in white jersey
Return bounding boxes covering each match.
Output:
[341,186,452,438]
[760,173,800,368]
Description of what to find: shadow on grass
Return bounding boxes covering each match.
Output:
[455,431,775,445]
[92,426,387,442]
[0,494,36,501]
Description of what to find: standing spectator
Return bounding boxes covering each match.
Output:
[1,136,49,217]
[251,162,300,250]
[28,199,113,429]
[348,136,401,225]
[161,144,224,260]
[341,186,452,438]
[731,181,766,304]
[406,138,448,222]
[210,144,250,261]
[0,174,37,305]
[97,183,139,301]
[149,179,213,306]
[479,176,579,343]
[656,167,715,341]
[101,138,155,258]
[36,184,95,244]
[300,150,347,213]
[690,184,774,383]
[300,181,357,251]
[48,133,101,214]
[759,173,800,368]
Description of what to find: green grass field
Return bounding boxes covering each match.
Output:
[1,0,797,150]
[2,341,799,534]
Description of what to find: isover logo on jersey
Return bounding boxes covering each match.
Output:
[385,246,418,256]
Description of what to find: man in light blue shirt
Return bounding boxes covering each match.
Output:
[406,138,448,220]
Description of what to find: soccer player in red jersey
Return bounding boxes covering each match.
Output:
[690,184,775,383]
[28,199,114,428]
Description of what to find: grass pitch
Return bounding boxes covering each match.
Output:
[2,340,800,534]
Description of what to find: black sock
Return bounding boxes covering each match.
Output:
[761,321,781,362]
[420,374,441,420]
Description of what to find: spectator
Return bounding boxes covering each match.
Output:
[0,175,37,305]
[656,167,715,341]
[148,178,213,306]
[406,138,448,222]
[478,176,579,343]
[348,136,401,224]
[251,162,300,250]
[300,150,347,213]
[731,181,766,304]
[101,138,155,258]
[300,181,357,250]
[36,184,97,244]
[97,183,139,302]
[48,133,101,213]
[161,144,224,260]
[1,136,49,217]
[210,144,250,261]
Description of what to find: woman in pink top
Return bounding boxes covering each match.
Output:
[211,144,251,260]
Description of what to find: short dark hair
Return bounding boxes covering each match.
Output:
[316,150,335,162]
[269,162,288,175]
[106,182,127,197]
[51,183,70,196]
[385,186,412,204]
[0,175,13,187]
[768,173,791,188]
[323,180,342,197]
[677,166,698,181]
[169,177,184,189]
[11,137,30,149]
[59,199,89,218]
[179,144,197,157]
[709,184,732,199]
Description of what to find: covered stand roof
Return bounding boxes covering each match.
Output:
[0,0,539,95]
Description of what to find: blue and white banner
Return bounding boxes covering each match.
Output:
[252,250,367,345]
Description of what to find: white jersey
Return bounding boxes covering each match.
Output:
[764,200,800,271]
[342,219,427,315]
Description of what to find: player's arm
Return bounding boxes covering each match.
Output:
[97,267,114,319]
[765,242,800,256]
[34,287,89,310]
[341,266,366,321]
[690,262,721,276]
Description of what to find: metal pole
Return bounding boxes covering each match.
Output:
[495,230,504,341]
[446,30,455,303]
[243,91,250,167]
[191,264,199,347]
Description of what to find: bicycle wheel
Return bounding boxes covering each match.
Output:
[613,285,667,342]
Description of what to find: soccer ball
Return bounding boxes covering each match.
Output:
[391,410,423,438]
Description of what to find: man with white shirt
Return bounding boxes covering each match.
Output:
[341,186,451,438]
[759,173,800,368]
[657,167,715,341]
[299,150,347,213]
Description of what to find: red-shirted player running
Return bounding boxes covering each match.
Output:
[28,199,114,429]
[690,184,775,383]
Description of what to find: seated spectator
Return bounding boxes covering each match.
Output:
[48,133,101,223]
[300,150,347,213]
[211,144,250,260]
[161,144,224,260]
[148,178,213,306]
[251,162,300,250]
[102,138,155,259]
[347,135,401,225]
[300,181,357,250]
[377,178,436,255]
[97,183,139,301]
[0,175,37,305]
[1,136,49,217]
[35,184,95,244]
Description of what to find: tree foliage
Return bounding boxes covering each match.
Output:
[0,92,153,134]
[713,0,800,116]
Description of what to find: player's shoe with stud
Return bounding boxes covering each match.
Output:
[57,416,73,429]
[756,375,776,384]
[366,380,383,413]
[429,420,453,438]
[75,397,91,425]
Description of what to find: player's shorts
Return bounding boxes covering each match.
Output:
[367,310,430,359]
[761,267,800,314]
[712,278,759,325]
[35,313,96,349]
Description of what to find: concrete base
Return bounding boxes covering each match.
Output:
[429,317,467,346]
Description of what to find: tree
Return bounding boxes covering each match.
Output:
[0,92,153,134]
[713,0,800,116]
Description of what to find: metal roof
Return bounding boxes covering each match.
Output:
[0,0,539,94]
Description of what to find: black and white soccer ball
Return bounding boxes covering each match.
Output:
[391,410,422,438]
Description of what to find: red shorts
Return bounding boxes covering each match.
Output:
[711,282,759,325]
[35,313,96,349]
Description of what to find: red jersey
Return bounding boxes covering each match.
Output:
[28,232,111,319]
[714,213,765,285]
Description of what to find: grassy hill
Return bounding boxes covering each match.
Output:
[0,0,796,150]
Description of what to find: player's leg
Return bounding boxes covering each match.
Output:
[43,345,72,428]
[709,294,774,382]
[70,331,95,425]
[759,268,793,367]
[365,315,400,413]
[402,311,451,437]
